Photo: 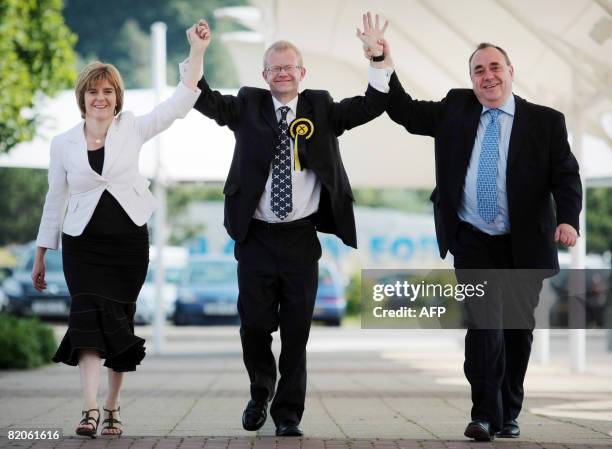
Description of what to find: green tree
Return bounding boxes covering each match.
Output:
[0,168,48,245]
[63,0,245,88]
[114,20,151,88]
[0,0,77,154]
[586,187,612,254]
[345,271,362,317]
[165,183,223,244]
[354,188,431,213]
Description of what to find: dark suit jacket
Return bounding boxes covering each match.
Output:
[194,78,388,248]
[387,72,582,269]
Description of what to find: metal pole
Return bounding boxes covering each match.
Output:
[151,22,167,355]
[533,329,550,364]
[569,67,586,373]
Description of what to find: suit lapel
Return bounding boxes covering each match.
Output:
[295,94,314,165]
[507,95,532,171]
[261,92,315,163]
[295,93,313,121]
[260,91,278,133]
[101,117,122,176]
[447,96,482,208]
[461,97,482,173]
[66,121,104,179]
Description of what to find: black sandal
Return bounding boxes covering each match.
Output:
[101,406,123,436]
[76,408,99,437]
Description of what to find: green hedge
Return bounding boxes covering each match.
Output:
[345,272,362,317]
[0,314,57,369]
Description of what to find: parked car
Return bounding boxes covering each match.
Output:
[135,246,188,324]
[2,245,70,319]
[173,254,239,325]
[548,252,611,328]
[312,261,347,326]
[134,265,184,324]
[173,255,347,327]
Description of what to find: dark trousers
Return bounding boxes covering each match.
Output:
[234,217,321,426]
[451,222,542,431]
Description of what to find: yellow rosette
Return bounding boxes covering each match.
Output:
[289,118,314,171]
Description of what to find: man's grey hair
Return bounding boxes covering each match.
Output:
[263,40,304,68]
[468,42,512,72]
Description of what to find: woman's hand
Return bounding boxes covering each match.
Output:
[31,247,47,292]
[377,38,395,69]
[187,19,211,54]
[182,19,209,89]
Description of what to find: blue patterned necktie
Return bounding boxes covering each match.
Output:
[271,106,292,219]
[476,108,500,223]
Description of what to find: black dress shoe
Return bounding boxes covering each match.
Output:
[496,419,520,438]
[464,420,495,441]
[242,399,267,431]
[275,422,303,437]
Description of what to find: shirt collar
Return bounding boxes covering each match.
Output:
[482,94,515,117]
[272,95,298,116]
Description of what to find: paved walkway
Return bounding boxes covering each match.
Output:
[1,326,611,448]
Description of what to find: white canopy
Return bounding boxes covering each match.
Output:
[1,0,610,188]
[217,0,612,187]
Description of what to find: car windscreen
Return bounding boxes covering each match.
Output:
[24,250,63,272]
[188,262,237,285]
[146,267,184,284]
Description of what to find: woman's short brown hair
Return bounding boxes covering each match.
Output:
[75,62,124,119]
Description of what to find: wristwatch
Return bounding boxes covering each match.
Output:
[371,53,385,62]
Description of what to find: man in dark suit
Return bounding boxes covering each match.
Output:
[189,21,389,437]
[360,37,582,440]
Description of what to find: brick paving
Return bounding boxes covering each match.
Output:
[1,327,611,448]
[1,436,612,449]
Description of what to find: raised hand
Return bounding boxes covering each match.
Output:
[182,19,209,89]
[377,38,394,68]
[195,19,211,42]
[186,19,211,53]
[356,12,388,55]
[361,38,394,69]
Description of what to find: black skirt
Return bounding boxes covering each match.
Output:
[53,191,149,372]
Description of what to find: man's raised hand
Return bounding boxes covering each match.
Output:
[356,12,388,56]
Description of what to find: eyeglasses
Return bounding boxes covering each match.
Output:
[264,65,301,74]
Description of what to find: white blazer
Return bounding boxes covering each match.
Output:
[36,82,201,250]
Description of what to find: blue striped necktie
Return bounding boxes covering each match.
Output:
[476,108,500,223]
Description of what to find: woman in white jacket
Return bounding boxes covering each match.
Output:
[32,21,210,438]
